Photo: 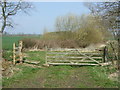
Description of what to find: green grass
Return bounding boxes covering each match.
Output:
[24,51,46,65]
[44,66,72,88]
[2,35,40,50]
[2,65,41,87]
[88,66,118,88]
[2,51,119,88]
[2,51,13,61]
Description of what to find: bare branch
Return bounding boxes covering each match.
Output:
[0,0,33,33]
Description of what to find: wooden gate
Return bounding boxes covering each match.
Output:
[46,48,103,66]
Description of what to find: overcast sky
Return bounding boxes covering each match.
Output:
[6,2,90,34]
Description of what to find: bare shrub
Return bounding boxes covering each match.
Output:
[22,38,37,49]
[58,39,78,48]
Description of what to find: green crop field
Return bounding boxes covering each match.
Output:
[2,35,40,50]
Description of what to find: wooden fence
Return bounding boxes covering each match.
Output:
[13,41,23,65]
[46,48,106,66]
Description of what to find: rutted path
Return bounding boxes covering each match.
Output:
[4,65,118,88]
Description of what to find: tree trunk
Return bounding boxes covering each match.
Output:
[109,42,118,60]
[1,23,6,33]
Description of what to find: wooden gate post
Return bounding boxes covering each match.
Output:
[45,46,48,64]
[103,46,107,63]
[19,41,23,63]
[13,43,16,65]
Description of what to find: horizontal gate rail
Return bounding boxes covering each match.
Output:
[48,63,99,66]
[47,52,102,55]
[47,56,102,59]
[47,60,100,62]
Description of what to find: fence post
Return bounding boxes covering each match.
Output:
[45,46,48,64]
[19,41,23,63]
[103,46,107,63]
[13,43,16,65]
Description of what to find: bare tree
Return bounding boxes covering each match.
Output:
[76,14,111,47]
[55,14,82,42]
[0,0,33,33]
[55,14,80,32]
[85,2,120,68]
[85,2,119,38]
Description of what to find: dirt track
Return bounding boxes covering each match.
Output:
[4,66,117,88]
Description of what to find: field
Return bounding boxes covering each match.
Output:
[2,35,119,88]
[2,35,40,50]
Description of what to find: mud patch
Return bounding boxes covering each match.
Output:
[108,71,119,82]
